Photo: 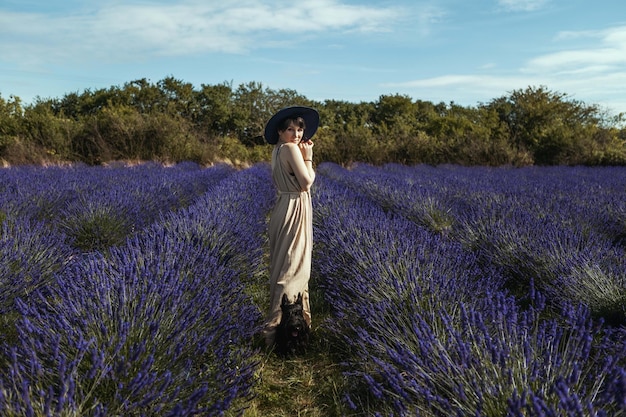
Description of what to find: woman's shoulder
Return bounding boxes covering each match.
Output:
[279,142,299,157]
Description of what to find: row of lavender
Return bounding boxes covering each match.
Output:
[1,161,235,250]
[0,163,275,415]
[0,162,235,315]
[313,163,625,416]
[321,163,626,325]
[3,161,624,415]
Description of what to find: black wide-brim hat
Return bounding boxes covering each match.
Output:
[264,106,320,145]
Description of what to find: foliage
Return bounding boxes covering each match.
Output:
[0,218,72,316]
[0,163,625,416]
[320,162,626,324]
[484,86,622,165]
[0,162,234,249]
[312,163,626,416]
[0,95,24,156]
[2,81,625,166]
[0,164,271,416]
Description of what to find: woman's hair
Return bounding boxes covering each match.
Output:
[277,116,306,132]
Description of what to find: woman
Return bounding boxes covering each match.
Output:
[262,106,319,347]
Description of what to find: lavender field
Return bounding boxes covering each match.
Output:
[0,162,624,416]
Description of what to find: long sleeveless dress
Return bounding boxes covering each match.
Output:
[263,143,312,344]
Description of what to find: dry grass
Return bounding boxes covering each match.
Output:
[236,264,354,417]
[240,330,349,417]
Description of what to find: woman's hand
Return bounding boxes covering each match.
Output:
[299,140,314,161]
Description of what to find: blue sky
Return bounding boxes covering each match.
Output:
[1,0,625,117]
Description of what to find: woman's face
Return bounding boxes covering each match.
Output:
[278,122,304,144]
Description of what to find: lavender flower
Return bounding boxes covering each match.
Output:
[0,164,274,416]
[0,218,72,316]
[313,163,626,416]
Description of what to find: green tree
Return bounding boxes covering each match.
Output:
[2,78,625,167]
[422,102,523,166]
[487,86,605,164]
[0,94,26,163]
[372,94,418,139]
[0,94,23,140]
[157,76,196,119]
[319,100,376,164]
[194,82,234,139]
[231,82,311,146]
[123,78,164,114]
[22,98,79,161]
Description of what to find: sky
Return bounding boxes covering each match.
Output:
[1,0,626,117]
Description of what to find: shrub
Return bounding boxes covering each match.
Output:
[0,165,275,416]
[312,164,626,415]
[0,219,72,315]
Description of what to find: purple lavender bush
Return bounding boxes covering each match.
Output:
[0,164,275,416]
[2,244,253,415]
[320,163,626,326]
[0,165,86,223]
[0,162,235,345]
[0,218,72,316]
[313,166,626,416]
[56,163,235,252]
[0,162,235,252]
[312,175,500,315]
[447,165,626,325]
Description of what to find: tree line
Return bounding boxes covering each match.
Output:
[1,76,625,166]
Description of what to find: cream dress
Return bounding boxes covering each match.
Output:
[263,143,312,345]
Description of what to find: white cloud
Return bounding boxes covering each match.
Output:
[382,74,533,101]
[496,0,549,12]
[383,70,626,115]
[384,23,626,114]
[524,25,626,73]
[0,0,403,64]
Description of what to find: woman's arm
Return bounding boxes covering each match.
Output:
[282,142,315,191]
